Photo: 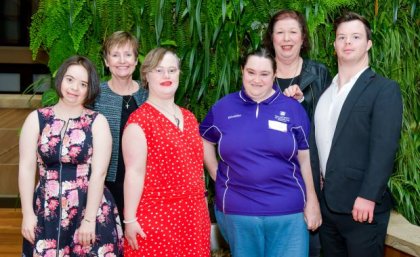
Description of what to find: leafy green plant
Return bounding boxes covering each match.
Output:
[29,0,420,225]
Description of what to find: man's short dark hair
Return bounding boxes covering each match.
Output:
[334,12,372,40]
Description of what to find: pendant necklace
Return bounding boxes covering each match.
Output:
[147,100,180,128]
[123,95,133,109]
[109,80,135,109]
[276,58,301,90]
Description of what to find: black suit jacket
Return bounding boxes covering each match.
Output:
[310,68,403,214]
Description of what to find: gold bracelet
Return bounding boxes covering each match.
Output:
[83,218,92,223]
[123,217,138,224]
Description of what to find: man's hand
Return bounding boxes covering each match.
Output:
[352,197,376,223]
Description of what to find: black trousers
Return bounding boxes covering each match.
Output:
[319,193,390,257]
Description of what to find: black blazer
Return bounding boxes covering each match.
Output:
[310,68,403,214]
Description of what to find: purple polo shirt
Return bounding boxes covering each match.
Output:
[200,86,310,216]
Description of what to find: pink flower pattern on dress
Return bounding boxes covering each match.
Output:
[69,129,86,145]
[23,107,123,257]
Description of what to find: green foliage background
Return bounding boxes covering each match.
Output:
[29,0,419,225]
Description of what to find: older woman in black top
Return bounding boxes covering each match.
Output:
[263,9,331,257]
[94,31,148,223]
[263,9,331,121]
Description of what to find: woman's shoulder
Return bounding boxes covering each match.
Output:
[134,80,147,90]
[125,104,153,128]
[179,106,198,120]
[129,103,149,117]
[84,108,98,116]
[80,108,101,123]
[35,107,60,123]
[135,80,149,95]
[211,91,241,109]
[270,92,306,114]
[91,111,108,124]
[301,59,330,84]
[303,59,328,70]
[274,93,302,107]
[96,81,114,99]
[25,108,42,124]
[133,81,148,98]
[99,81,110,89]
[37,106,54,117]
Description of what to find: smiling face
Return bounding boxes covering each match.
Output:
[60,64,89,106]
[105,42,138,79]
[272,17,304,62]
[242,55,276,103]
[146,52,180,99]
[334,20,372,66]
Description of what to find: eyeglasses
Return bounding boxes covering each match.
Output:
[151,67,179,75]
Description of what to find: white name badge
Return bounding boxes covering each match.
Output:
[268,120,287,132]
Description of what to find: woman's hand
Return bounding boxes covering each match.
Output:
[304,198,322,231]
[21,212,37,244]
[125,221,146,250]
[298,149,321,231]
[283,84,304,102]
[76,219,96,246]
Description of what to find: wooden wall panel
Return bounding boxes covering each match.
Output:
[0,165,19,196]
[0,130,20,164]
[0,108,32,197]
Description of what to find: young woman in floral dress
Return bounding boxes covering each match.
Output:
[19,56,123,256]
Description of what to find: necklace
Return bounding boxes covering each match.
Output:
[109,80,136,109]
[147,100,180,128]
[276,77,297,91]
[276,58,301,90]
[123,95,133,109]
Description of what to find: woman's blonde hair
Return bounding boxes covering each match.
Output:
[140,47,180,87]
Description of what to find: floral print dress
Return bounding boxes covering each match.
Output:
[22,107,123,257]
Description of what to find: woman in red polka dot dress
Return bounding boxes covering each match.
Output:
[122,47,210,257]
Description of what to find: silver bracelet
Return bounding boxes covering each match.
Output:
[123,217,138,224]
[298,95,305,103]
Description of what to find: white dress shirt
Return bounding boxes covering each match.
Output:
[314,67,369,177]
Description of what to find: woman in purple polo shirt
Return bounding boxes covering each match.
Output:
[200,48,321,257]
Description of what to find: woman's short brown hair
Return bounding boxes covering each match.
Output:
[55,56,100,106]
[102,31,139,59]
[140,47,180,87]
[263,9,311,57]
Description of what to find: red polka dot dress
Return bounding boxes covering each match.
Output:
[124,103,210,257]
